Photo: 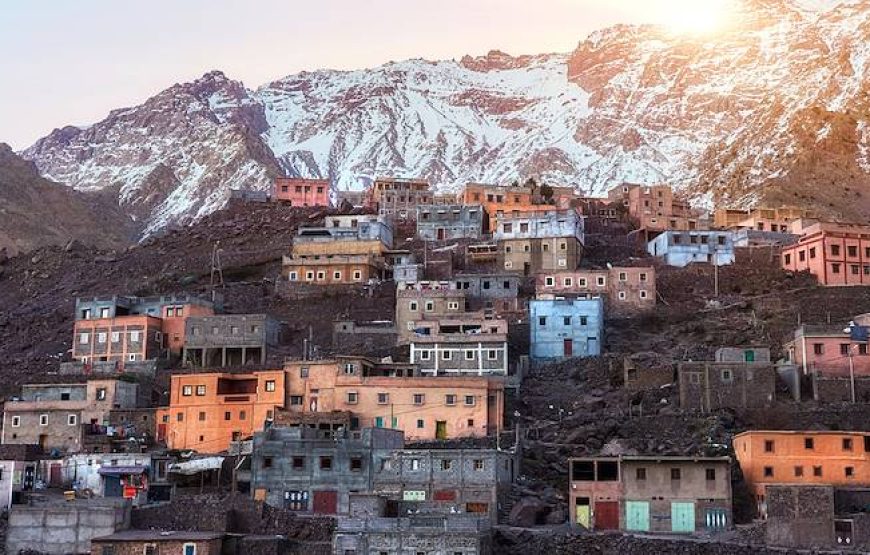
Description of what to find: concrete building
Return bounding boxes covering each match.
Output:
[623,184,707,232]
[73,294,217,363]
[369,177,433,220]
[535,267,655,317]
[333,514,492,555]
[568,456,732,533]
[577,197,629,232]
[732,228,800,248]
[283,358,504,441]
[529,298,604,361]
[156,370,286,452]
[678,361,778,412]
[373,448,516,524]
[451,273,524,318]
[2,380,138,453]
[715,205,815,233]
[461,182,576,231]
[395,282,469,344]
[92,530,227,555]
[765,485,870,550]
[714,346,771,363]
[416,204,485,241]
[182,314,279,368]
[784,316,870,377]
[781,222,870,286]
[409,317,509,376]
[733,430,870,517]
[62,453,152,505]
[0,445,42,509]
[250,426,403,514]
[647,230,735,267]
[495,209,585,274]
[623,353,674,392]
[274,177,330,207]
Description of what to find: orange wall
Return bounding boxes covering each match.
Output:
[73,315,162,362]
[160,303,215,356]
[275,178,330,207]
[782,229,870,286]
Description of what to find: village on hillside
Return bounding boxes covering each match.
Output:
[2,175,870,554]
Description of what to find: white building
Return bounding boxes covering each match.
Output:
[647,230,735,267]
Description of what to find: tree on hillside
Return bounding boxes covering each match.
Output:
[539,182,554,203]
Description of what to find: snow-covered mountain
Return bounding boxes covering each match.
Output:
[20,0,870,235]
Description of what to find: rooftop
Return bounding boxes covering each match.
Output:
[92,530,226,542]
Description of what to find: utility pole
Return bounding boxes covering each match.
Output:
[849,347,856,404]
[210,241,225,300]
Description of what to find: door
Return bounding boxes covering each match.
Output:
[22,465,35,490]
[284,490,309,511]
[563,339,573,357]
[437,228,445,241]
[705,508,728,531]
[626,501,650,532]
[671,502,696,533]
[595,501,619,530]
[744,350,755,362]
[587,337,599,356]
[103,475,123,497]
[435,421,447,440]
[312,490,338,514]
[574,497,590,529]
[835,519,854,546]
[50,463,62,487]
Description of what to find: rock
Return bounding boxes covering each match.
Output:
[30,255,41,265]
[545,507,566,525]
[508,496,549,527]
[64,239,83,252]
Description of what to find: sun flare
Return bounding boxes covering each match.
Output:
[663,0,735,35]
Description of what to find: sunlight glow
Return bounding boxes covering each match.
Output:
[662,0,735,35]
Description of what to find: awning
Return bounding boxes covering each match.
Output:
[98,465,148,476]
[168,456,225,475]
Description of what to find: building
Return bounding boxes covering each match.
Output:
[335,189,368,209]
[395,282,469,344]
[733,430,870,516]
[765,485,870,550]
[250,426,404,514]
[409,317,509,376]
[647,230,735,267]
[623,184,706,232]
[283,357,504,441]
[2,380,138,453]
[181,314,279,368]
[535,267,655,317]
[784,316,870,376]
[156,370,286,452]
[372,448,516,524]
[333,514,492,555]
[781,222,870,286]
[495,209,585,274]
[715,206,815,233]
[732,228,800,248]
[416,204,485,241]
[274,177,330,207]
[451,273,524,317]
[678,360,778,412]
[0,445,42,509]
[623,353,674,392]
[62,453,152,505]
[73,294,217,363]
[369,177,433,219]
[714,346,771,363]
[92,530,227,555]
[529,298,604,361]
[568,456,732,533]
[461,182,576,230]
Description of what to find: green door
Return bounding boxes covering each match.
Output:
[375,416,384,428]
[671,502,696,533]
[744,350,755,362]
[574,497,590,529]
[625,500,650,531]
[435,421,447,439]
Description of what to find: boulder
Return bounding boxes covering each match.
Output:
[508,496,549,527]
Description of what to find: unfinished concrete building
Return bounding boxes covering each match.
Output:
[495,209,585,275]
[678,360,778,412]
[372,448,516,524]
[409,317,509,376]
[333,513,492,555]
[182,314,279,368]
[416,204,486,241]
[395,282,469,345]
[452,273,525,319]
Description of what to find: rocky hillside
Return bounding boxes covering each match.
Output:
[0,144,134,256]
[19,0,870,235]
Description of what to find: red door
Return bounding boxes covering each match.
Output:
[563,339,573,357]
[595,501,619,530]
[312,490,338,514]
[50,463,62,487]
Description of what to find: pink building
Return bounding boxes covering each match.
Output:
[534,267,656,317]
[781,222,870,286]
[785,314,870,376]
[274,177,330,207]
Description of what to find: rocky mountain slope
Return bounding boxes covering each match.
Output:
[0,144,135,256]
[19,0,870,235]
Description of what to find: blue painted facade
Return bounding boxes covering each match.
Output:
[529,298,604,361]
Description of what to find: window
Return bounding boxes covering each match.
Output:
[264,380,277,392]
[263,457,273,469]
[618,291,627,300]
[96,387,107,401]
[347,392,358,404]
[538,316,546,326]
[464,395,475,406]
[292,457,304,470]
[563,277,573,287]
[420,350,431,361]
[182,385,193,397]
[239,410,246,420]
[636,468,647,480]
[11,416,20,427]
[342,363,354,375]
[841,343,850,356]
[487,349,498,360]
[832,263,841,274]
[596,276,605,287]
[177,413,184,422]
[640,272,648,282]
[39,414,48,426]
[794,466,803,477]
[846,466,855,478]
[464,350,475,360]
[350,457,363,472]
[640,290,648,299]
[843,438,854,451]
[320,457,333,470]
[97,332,107,344]
[784,253,792,265]
[805,437,814,450]
[813,466,823,477]
[764,466,774,477]
[424,301,434,312]
[80,332,90,344]
[441,459,454,471]
[764,440,775,453]
[67,414,77,426]
[183,543,196,555]
[721,369,733,383]
[130,331,140,342]
[832,244,841,256]
[290,395,303,406]
[442,350,452,360]
[545,276,555,287]
[198,412,206,421]
[353,270,362,281]
[377,393,389,405]
[224,411,232,421]
[417,419,425,429]
[705,468,716,481]
[618,272,627,282]
[195,385,206,396]
[409,301,419,311]
[813,343,824,355]
[448,301,459,310]
[333,271,342,280]
[671,468,681,480]
[445,394,457,406]
[144,544,157,555]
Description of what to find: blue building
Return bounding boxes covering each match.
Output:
[529,298,604,361]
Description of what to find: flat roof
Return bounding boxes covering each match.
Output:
[93,530,225,542]
[734,430,869,438]
[568,455,730,462]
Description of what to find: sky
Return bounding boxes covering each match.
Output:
[1,0,736,149]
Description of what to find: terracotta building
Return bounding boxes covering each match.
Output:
[494,208,585,274]
[568,456,732,534]
[283,357,504,441]
[714,206,815,232]
[92,530,226,555]
[461,182,576,231]
[534,266,655,317]
[733,430,870,517]
[156,371,286,452]
[395,282,469,344]
[781,222,870,286]
[784,315,870,376]
[369,177,433,220]
[623,184,706,232]
[274,177,330,207]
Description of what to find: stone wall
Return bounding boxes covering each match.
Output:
[5,499,130,554]
[765,485,835,549]
[813,375,870,403]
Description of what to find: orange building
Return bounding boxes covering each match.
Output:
[274,177,330,207]
[781,222,870,286]
[157,371,285,453]
[461,182,576,231]
[282,357,504,441]
[733,430,870,516]
[625,185,705,232]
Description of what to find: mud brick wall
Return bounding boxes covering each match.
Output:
[765,485,835,549]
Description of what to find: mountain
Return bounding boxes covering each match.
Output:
[0,144,135,256]
[19,0,870,236]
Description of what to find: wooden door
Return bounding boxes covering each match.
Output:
[563,339,573,357]
[595,500,619,530]
[435,421,447,440]
[313,490,337,514]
